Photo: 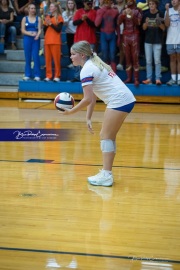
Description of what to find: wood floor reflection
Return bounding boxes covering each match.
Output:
[0,100,180,270]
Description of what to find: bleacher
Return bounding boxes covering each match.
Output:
[0,26,179,104]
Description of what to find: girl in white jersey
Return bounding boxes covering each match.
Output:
[60,40,136,187]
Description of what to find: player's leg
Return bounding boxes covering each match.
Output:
[87,108,129,186]
[100,108,128,171]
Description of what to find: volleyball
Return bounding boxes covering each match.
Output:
[54,92,75,111]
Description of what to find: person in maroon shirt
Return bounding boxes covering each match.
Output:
[95,0,119,72]
[117,0,142,86]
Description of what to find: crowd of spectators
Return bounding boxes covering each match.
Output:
[0,0,179,85]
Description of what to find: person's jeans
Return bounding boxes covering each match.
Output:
[144,43,162,80]
[100,32,116,63]
[0,23,17,43]
[0,22,5,37]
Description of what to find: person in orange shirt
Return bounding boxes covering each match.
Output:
[43,2,64,82]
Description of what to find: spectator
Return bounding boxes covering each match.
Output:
[142,0,165,85]
[43,2,64,82]
[62,0,77,68]
[137,0,149,59]
[95,0,119,72]
[40,0,48,17]
[73,0,96,45]
[164,0,180,86]
[71,0,96,82]
[117,0,142,86]
[41,0,61,16]
[114,0,125,70]
[14,0,33,22]
[21,3,41,80]
[92,0,104,54]
[0,0,17,49]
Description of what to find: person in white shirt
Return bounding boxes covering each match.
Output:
[62,0,77,68]
[59,40,136,187]
[164,0,180,86]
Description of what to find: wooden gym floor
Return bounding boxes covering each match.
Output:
[0,99,180,270]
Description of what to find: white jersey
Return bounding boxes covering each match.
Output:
[80,60,136,108]
[62,11,76,34]
[165,8,180,45]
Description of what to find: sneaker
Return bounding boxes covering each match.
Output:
[142,79,152,85]
[166,79,176,86]
[156,79,162,85]
[53,77,60,82]
[87,170,113,187]
[23,76,30,81]
[44,78,51,82]
[116,63,123,71]
[177,80,180,86]
[67,63,74,68]
[34,77,41,81]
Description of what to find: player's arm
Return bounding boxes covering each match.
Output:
[86,92,96,133]
[60,84,94,115]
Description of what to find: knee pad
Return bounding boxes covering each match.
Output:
[100,140,116,153]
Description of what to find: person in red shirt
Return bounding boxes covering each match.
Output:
[43,2,64,82]
[73,0,96,44]
[95,0,119,72]
[71,0,96,82]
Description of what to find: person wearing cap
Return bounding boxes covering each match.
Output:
[73,0,96,45]
[70,0,97,81]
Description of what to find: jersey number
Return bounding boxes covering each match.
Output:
[108,71,116,78]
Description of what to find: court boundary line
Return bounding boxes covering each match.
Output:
[0,246,180,264]
[0,159,179,171]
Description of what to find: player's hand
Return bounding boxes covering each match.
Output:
[87,119,94,134]
[58,107,71,115]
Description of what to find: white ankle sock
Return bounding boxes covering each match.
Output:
[103,169,112,175]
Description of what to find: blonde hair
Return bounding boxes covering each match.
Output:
[65,0,77,17]
[71,41,112,72]
[48,2,62,24]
